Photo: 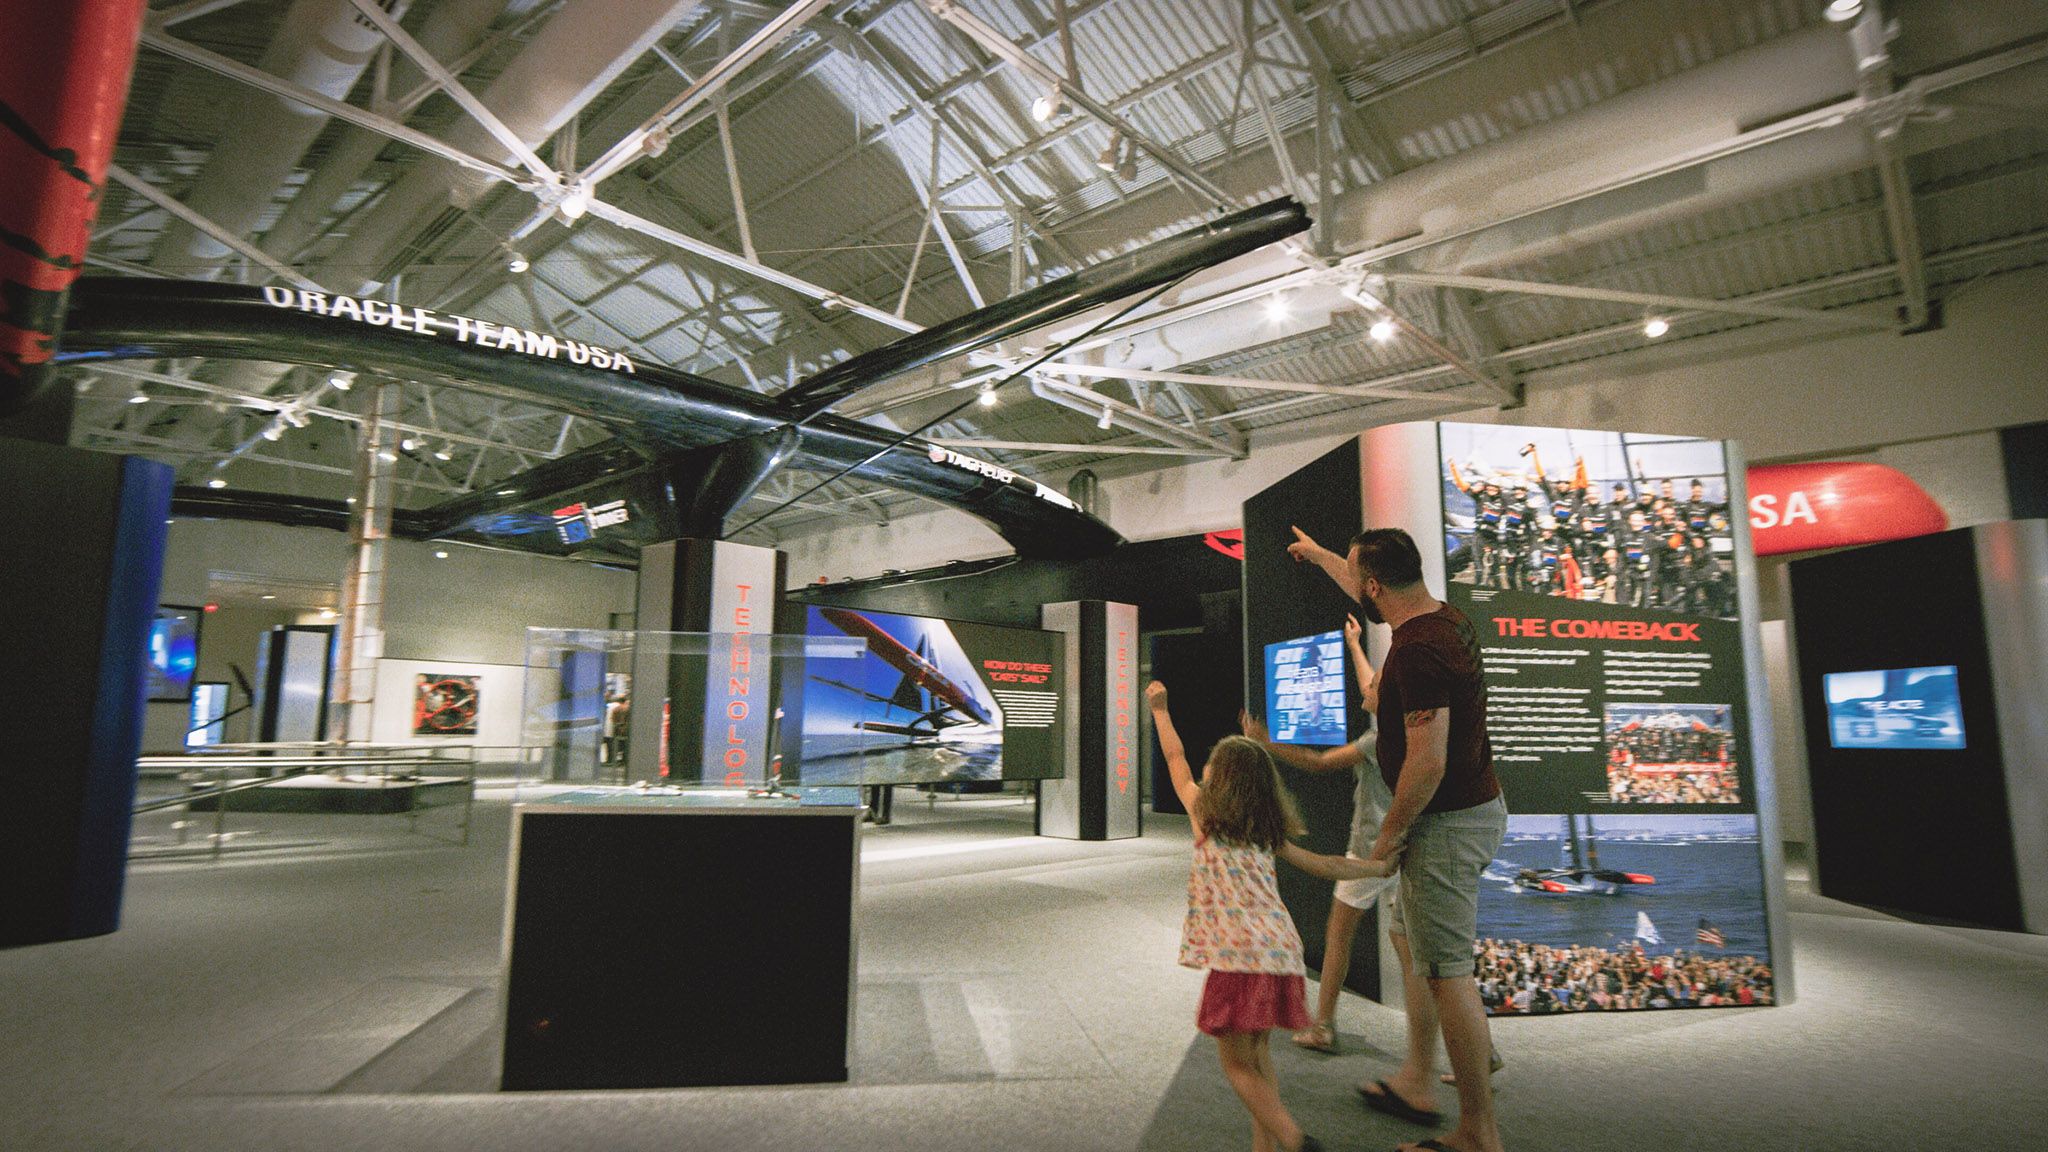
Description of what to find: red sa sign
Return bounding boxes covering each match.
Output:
[1746,462,1947,556]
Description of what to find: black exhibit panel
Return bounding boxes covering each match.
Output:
[501,805,859,1090]
[1240,439,1376,996]
[0,440,171,947]
[1790,529,2023,931]
[1147,631,1244,817]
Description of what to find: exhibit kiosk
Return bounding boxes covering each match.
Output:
[1789,521,2048,934]
[1243,421,1792,1013]
[506,629,870,1090]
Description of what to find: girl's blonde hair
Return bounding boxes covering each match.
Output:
[1195,735,1306,850]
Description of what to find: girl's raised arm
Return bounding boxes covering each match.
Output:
[1145,681,1201,815]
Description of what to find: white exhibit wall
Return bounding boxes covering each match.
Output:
[369,658,525,755]
[142,517,635,756]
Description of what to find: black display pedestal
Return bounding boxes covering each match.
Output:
[500,796,860,1090]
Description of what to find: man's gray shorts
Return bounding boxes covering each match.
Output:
[1387,795,1509,979]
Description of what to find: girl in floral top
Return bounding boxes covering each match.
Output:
[1147,680,1398,1152]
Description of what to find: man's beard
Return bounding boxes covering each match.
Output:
[1358,593,1385,625]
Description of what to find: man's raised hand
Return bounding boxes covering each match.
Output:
[1287,525,1322,564]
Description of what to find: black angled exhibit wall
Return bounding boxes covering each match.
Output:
[1790,523,2048,933]
[0,440,172,947]
[1241,439,1375,996]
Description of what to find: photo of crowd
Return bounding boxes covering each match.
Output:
[1474,937,1774,1013]
[1604,703,1742,804]
[1439,424,1738,619]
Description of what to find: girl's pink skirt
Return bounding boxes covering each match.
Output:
[1197,971,1313,1036]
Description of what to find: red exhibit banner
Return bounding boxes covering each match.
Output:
[1746,462,1947,556]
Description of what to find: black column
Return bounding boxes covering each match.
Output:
[0,440,172,946]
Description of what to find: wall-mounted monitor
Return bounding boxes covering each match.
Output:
[800,605,1066,784]
[1263,630,1348,746]
[147,606,203,702]
[1823,665,1965,750]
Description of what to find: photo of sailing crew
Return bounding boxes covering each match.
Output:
[1440,424,1737,619]
[1474,814,1773,1013]
[1604,703,1742,805]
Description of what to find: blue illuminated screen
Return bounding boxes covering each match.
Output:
[1264,630,1348,746]
[1823,665,1965,750]
[148,608,201,701]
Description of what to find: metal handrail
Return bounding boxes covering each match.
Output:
[130,744,478,861]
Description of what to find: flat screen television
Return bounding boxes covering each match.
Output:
[799,605,1066,784]
[1264,629,1349,746]
[1823,665,1965,750]
[147,606,203,702]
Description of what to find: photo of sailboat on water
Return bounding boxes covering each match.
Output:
[1473,813,1774,1013]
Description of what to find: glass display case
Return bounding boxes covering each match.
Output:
[518,628,877,795]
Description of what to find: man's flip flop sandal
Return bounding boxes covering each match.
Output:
[1356,1079,1444,1127]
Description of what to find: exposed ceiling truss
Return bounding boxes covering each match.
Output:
[67,0,2048,539]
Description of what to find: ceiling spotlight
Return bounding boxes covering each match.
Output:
[1096,131,1123,173]
[434,550,450,559]
[260,419,285,441]
[1265,294,1292,323]
[433,443,454,461]
[128,393,150,405]
[556,184,590,221]
[328,372,354,391]
[506,251,529,274]
[207,478,228,489]
[977,387,998,408]
[400,437,420,452]
[346,497,357,504]
[377,449,398,462]
[1823,0,1863,22]
[320,608,337,619]
[261,594,276,601]
[1031,86,1066,123]
[1097,406,1113,430]
[641,125,672,159]
[1643,315,1671,339]
[1369,317,1397,342]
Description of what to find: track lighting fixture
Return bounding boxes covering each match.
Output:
[1031,86,1067,122]
[1643,315,1670,339]
[1096,131,1122,173]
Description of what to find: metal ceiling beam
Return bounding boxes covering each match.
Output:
[1033,361,1439,403]
[1213,225,2048,428]
[81,363,568,460]
[929,437,1232,458]
[137,17,539,189]
[583,198,919,333]
[577,0,837,190]
[104,164,320,290]
[1849,2,1932,330]
[345,0,561,184]
[920,0,1232,207]
[1370,271,1897,330]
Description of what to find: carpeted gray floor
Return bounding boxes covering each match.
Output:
[3,787,2044,1151]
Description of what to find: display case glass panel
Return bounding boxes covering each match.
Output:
[519,629,878,792]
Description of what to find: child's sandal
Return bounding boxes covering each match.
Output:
[1290,1021,1338,1054]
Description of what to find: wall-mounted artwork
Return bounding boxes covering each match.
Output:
[414,672,480,736]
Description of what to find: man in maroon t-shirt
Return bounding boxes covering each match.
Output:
[1289,525,1508,1152]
